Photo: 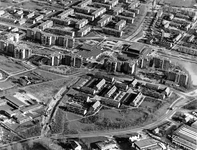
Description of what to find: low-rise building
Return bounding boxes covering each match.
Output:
[75,19,88,29]
[133,138,166,150]
[105,85,117,98]
[77,25,92,37]
[92,7,106,18]
[115,20,126,30]
[102,27,123,37]
[112,7,124,16]
[94,2,112,10]
[98,15,112,27]
[58,9,74,19]
[39,20,53,30]
[96,79,106,91]
[94,140,120,150]
[78,0,92,7]
[75,12,94,22]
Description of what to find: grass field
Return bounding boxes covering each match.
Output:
[183,100,197,110]
[0,56,26,74]
[66,107,156,133]
[24,77,74,103]
[17,69,64,80]
[0,80,16,90]
[157,0,196,7]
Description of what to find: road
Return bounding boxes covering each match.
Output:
[55,94,187,139]
[41,77,80,137]
[0,122,24,140]
[0,67,36,83]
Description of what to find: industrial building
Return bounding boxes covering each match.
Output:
[172,125,197,150]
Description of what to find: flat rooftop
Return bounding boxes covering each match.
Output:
[134,138,158,149]
[174,125,197,145]
[128,42,145,52]
[78,44,102,58]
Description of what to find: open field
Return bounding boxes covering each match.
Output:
[0,56,27,74]
[157,0,196,7]
[66,107,156,133]
[16,69,64,80]
[0,80,16,90]
[183,99,197,110]
[24,77,74,103]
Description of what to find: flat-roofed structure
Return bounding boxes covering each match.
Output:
[4,96,26,108]
[112,7,124,15]
[77,25,92,37]
[96,78,106,91]
[78,0,92,7]
[72,6,91,14]
[58,9,74,19]
[116,15,134,23]
[39,20,53,30]
[92,7,106,18]
[115,20,126,30]
[172,125,197,150]
[75,19,88,29]
[134,138,164,150]
[105,85,117,98]
[21,104,42,114]
[102,27,123,37]
[94,2,112,10]
[98,15,112,27]
[122,42,145,57]
[120,91,143,107]
[75,12,95,21]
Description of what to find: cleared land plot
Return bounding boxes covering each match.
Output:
[140,97,163,113]
[183,100,197,110]
[24,77,74,103]
[67,108,156,133]
[66,112,83,121]
[0,80,16,90]
[16,69,64,80]
[0,56,26,74]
